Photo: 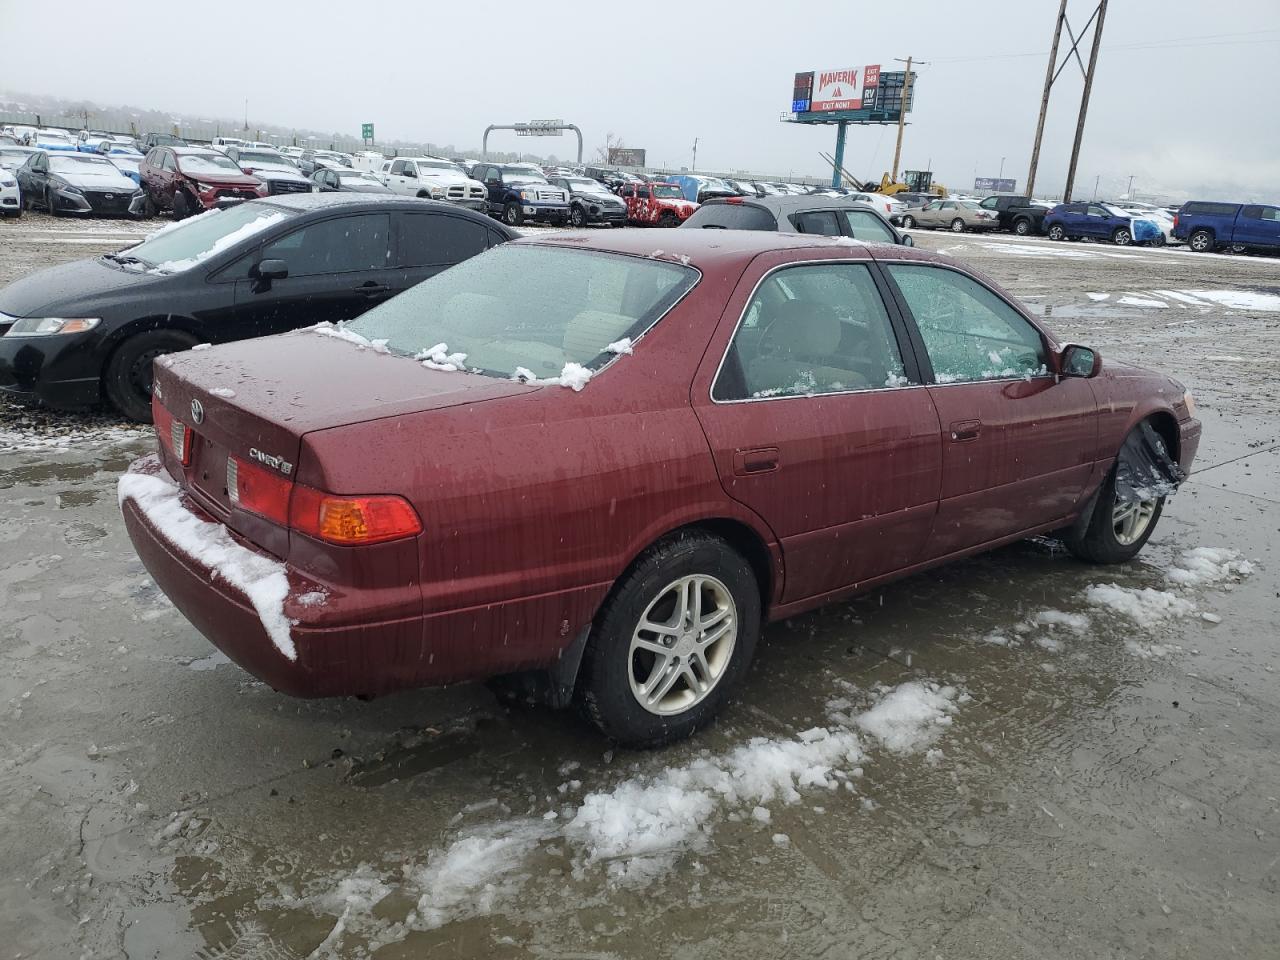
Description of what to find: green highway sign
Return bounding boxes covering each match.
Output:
[361,123,374,140]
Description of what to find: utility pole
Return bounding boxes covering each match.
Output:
[890,56,924,183]
[1093,174,1100,200]
[1062,0,1108,202]
[691,137,698,173]
[1126,173,1135,197]
[243,99,249,133]
[998,156,1006,180]
[1027,0,1068,198]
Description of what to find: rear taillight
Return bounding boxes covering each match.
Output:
[227,455,422,546]
[290,485,423,546]
[153,400,192,465]
[227,455,291,525]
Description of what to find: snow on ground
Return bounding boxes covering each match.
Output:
[117,456,296,660]
[1076,289,1280,312]
[293,681,965,935]
[0,408,149,453]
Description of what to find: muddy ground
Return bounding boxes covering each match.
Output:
[1,213,1277,959]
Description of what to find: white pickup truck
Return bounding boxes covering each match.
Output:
[380,156,488,212]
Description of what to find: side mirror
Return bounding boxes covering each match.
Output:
[1059,343,1101,378]
[241,167,254,175]
[900,233,914,247]
[252,259,288,283]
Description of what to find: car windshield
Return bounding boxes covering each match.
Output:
[49,155,114,171]
[338,170,380,181]
[345,245,698,380]
[1102,204,1132,218]
[417,160,457,171]
[238,152,287,165]
[652,184,682,198]
[106,145,142,155]
[39,131,74,143]
[178,153,241,174]
[0,149,33,168]
[958,201,981,209]
[567,178,608,192]
[508,174,549,185]
[119,202,295,272]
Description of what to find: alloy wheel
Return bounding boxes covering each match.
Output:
[628,574,737,716]
[951,218,965,232]
[1112,496,1157,546]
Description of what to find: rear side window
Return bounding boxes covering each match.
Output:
[792,211,842,235]
[1239,206,1280,221]
[682,203,776,231]
[261,213,391,277]
[714,263,908,401]
[1183,202,1239,217]
[398,214,487,267]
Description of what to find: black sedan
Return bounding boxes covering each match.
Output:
[311,168,393,194]
[16,151,145,217]
[0,194,516,421]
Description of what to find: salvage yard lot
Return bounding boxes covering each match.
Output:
[0,214,1277,958]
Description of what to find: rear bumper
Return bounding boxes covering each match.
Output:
[120,455,606,698]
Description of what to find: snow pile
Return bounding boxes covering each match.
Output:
[152,212,287,272]
[1164,547,1254,586]
[1084,584,1197,627]
[606,337,633,355]
[1117,296,1168,309]
[1180,289,1280,312]
[513,362,594,392]
[311,321,389,353]
[208,387,235,399]
[884,372,909,388]
[850,682,960,754]
[414,343,467,372]
[118,456,295,660]
[410,821,554,929]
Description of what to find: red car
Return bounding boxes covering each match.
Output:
[619,181,698,226]
[140,145,267,218]
[120,231,1199,746]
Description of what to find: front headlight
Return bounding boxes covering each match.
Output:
[430,185,446,198]
[519,190,530,200]
[56,180,83,196]
[1182,390,1196,417]
[6,317,102,337]
[195,182,215,192]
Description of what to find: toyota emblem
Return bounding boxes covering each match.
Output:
[190,398,204,424]
[104,193,114,199]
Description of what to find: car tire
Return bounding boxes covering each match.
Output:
[1111,227,1132,246]
[1186,229,1213,252]
[1047,223,1065,241]
[900,214,915,228]
[172,189,195,220]
[658,211,679,228]
[576,530,762,748]
[1013,218,1031,236]
[46,188,61,216]
[950,218,965,233]
[569,205,588,228]
[104,329,199,423]
[503,201,524,227]
[1063,438,1166,565]
[143,191,158,218]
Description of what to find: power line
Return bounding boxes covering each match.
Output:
[929,31,1280,65]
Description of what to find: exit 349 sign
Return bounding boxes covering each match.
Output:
[361,123,374,140]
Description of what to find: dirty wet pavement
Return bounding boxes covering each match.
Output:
[1,218,1278,958]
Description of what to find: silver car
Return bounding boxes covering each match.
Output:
[900,199,999,233]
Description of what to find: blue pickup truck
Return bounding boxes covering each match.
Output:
[1174,201,1280,254]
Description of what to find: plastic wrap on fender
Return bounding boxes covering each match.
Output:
[1130,217,1163,244]
[1114,422,1185,502]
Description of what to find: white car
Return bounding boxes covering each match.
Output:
[380,156,488,211]
[0,164,20,218]
[847,191,907,223]
[278,145,304,159]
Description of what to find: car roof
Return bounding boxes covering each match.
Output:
[171,146,226,155]
[249,193,510,230]
[703,194,883,218]
[518,227,890,270]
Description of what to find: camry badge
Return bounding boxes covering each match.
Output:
[190,398,204,424]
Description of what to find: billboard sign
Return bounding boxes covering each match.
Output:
[608,147,646,167]
[975,177,1017,192]
[809,65,881,113]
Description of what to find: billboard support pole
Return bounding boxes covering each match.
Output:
[1027,0,1069,198]
[1063,0,1108,202]
[831,121,848,188]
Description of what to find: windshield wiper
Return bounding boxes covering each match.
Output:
[103,253,148,267]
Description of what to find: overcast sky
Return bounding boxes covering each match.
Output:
[3,0,1278,200]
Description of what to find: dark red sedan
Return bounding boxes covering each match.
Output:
[120,231,1200,746]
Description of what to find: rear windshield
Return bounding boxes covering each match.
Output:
[178,153,241,174]
[345,245,699,380]
[682,203,776,231]
[1182,201,1239,216]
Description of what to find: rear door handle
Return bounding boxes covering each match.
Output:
[356,282,390,296]
[733,446,779,475]
[950,419,982,442]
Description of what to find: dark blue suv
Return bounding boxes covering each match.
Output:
[1043,202,1163,246]
[1173,201,1280,254]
